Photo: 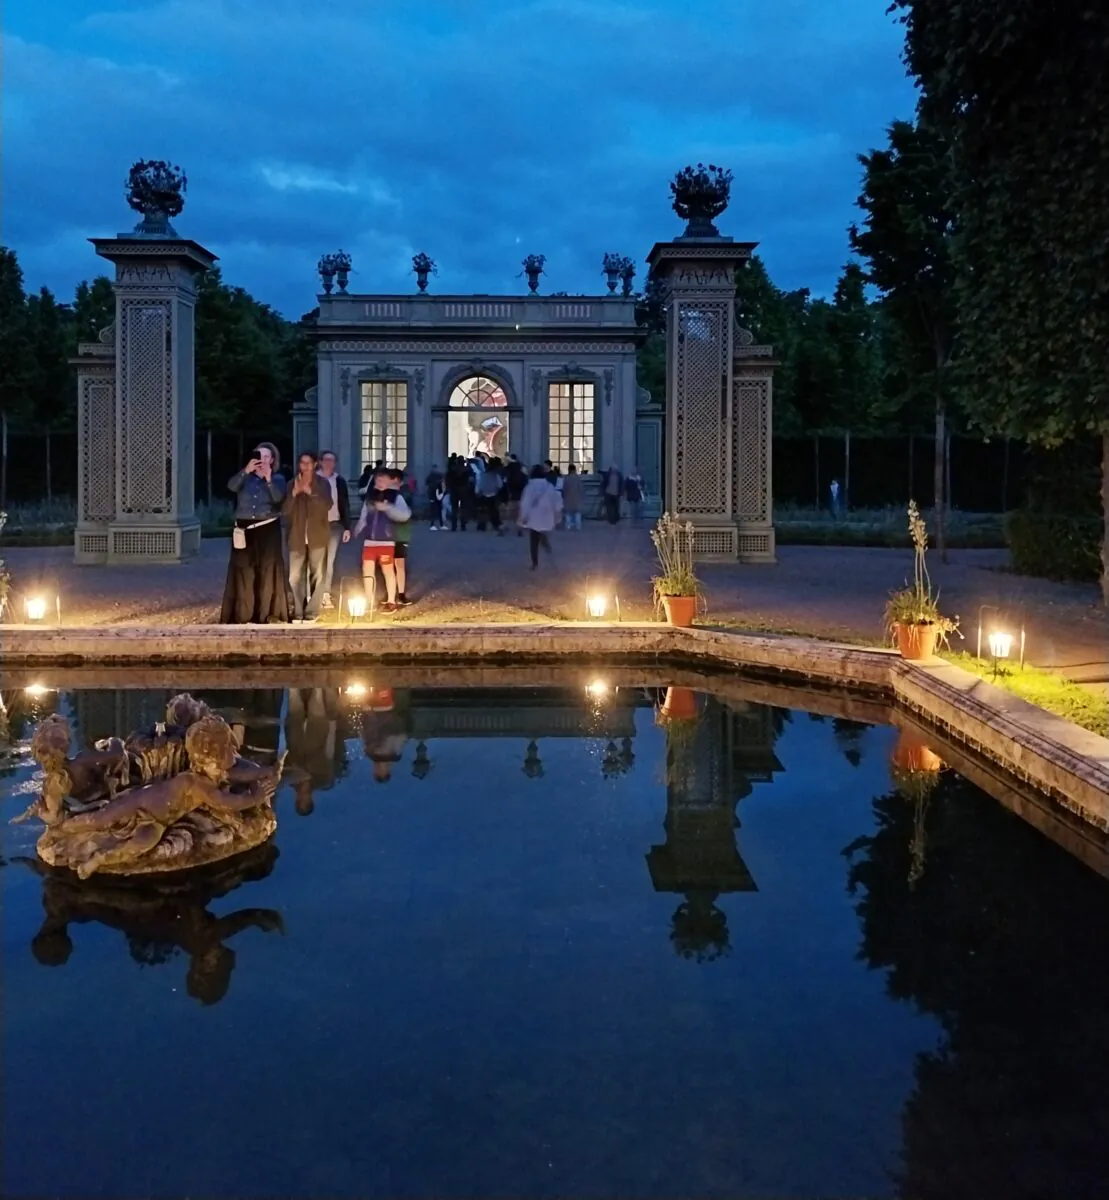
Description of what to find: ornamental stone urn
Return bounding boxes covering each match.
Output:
[125,160,187,237]
[670,163,734,238]
[333,250,352,294]
[522,253,546,294]
[317,253,336,294]
[412,252,437,293]
[602,252,623,294]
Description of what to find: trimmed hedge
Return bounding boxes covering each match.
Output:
[1005,510,1102,583]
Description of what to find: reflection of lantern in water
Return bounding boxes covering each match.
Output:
[523,740,544,779]
[602,739,624,778]
[411,740,432,780]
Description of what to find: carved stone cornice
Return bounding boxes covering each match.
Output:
[317,340,637,355]
[356,362,410,380]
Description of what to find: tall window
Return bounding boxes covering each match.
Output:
[447,374,510,459]
[360,381,408,467]
[548,381,595,473]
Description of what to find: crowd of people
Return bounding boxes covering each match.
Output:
[219,443,649,624]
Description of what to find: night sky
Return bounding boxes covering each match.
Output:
[4,0,915,316]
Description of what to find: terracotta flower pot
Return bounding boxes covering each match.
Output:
[661,686,699,721]
[894,621,938,661]
[661,594,697,628]
[891,728,942,773]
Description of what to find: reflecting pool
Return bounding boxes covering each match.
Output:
[2,673,1108,1199]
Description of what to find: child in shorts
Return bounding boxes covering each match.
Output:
[352,471,411,613]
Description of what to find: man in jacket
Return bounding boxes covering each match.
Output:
[283,451,333,622]
[317,450,351,610]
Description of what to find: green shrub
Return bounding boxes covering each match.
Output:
[1005,510,1102,582]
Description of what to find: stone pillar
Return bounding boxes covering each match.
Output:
[89,232,216,563]
[71,326,117,563]
[647,232,776,563]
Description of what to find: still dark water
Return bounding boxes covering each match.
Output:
[2,679,1108,1200]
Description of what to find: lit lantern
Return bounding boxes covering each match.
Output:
[25,595,48,622]
[586,594,608,619]
[343,682,368,700]
[988,630,1014,661]
[24,683,51,699]
[585,679,608,700]
[348,594,367,619]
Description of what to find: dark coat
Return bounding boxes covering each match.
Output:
[283,475,332,550]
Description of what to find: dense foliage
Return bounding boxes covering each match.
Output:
[891,0,1109,599]
[0,246,315,441]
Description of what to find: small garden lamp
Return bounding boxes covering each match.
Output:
[24,683,51,699]
[584,579,621,621]
[586,593,608,619]
[343,681,368,701]
[585,679,609,701]
[347,593,367,620]
[25,594,55,623]
[977,605,1025,673]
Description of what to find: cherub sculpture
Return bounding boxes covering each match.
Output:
[33,715,282,879]
[11,714,130,826]
[125,693,212,783]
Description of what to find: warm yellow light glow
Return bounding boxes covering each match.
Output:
[344,682,368,699]
[585,679,608,699]
[348,594,367,618]
[24,683,50,698]
[988,630,1014,659]
[25,596,47,621]
[586,594,608,619]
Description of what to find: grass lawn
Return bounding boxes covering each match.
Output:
[942,650,1108,737]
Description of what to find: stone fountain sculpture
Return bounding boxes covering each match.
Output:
[12,695,283,879]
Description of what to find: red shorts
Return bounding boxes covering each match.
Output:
[362,542,394,566]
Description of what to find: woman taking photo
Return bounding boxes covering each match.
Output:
[220,442,289,624]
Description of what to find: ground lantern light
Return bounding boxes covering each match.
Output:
[977,604,1025,673]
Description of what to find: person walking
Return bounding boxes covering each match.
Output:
[317,450,351,611]
[562,463,585,530]
[601,464,623,524]
[283,451,332,623]
[520,463,563,569]
[625,467,645,524]
[385,467,415,605]
[504,454,527,535]
[425,464,445,530]
[220,442,289,624]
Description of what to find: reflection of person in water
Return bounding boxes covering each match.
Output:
[194,689,284,769]
[359,688,411,783]
[284,687,343,815]
[20,841,283,1005]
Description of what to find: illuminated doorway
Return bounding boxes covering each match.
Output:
[447,376,510,459]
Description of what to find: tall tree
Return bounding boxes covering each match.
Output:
[892,0,1109,600]
[72,276,115,343]
[26,287,73,430]
[0,248,34,508]
[850,119,957,557]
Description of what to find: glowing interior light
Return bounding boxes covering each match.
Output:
[587,594,608,619]
[25,596,48,622]
[988,631,1014,660]
[347,594,367,618]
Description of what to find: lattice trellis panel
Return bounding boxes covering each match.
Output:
[673,301,729,513]
[733,375,770,521]
[692,527,738,559]
[79,376,116,521]
[119,300,173,514]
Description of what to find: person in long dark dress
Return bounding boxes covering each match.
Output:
[220,442,289,624]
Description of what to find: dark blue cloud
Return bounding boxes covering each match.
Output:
[3,0,914,316]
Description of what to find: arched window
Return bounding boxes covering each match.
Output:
[447,375,510,460]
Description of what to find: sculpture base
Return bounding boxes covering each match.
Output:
[37,808,276,877]
[107,520,201,564]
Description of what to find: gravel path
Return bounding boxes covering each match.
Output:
[4,525,1107,680]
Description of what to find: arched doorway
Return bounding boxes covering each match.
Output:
[447,375,511,460]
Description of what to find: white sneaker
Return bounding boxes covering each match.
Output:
[321,593,334,610]
[429,525,439,532]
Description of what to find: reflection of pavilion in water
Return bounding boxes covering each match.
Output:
[406,687,640,742]
[649,698,784,961]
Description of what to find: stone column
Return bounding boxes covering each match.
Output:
[647,236,755,559]
[90,233,216,562]
[71,327,117,563]
[733,336,778,562]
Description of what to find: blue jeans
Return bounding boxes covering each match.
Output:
[565,510,582,530]
[323,521,345,598]
[289,542,327,619]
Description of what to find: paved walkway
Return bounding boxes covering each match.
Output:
[4,524,1107,681]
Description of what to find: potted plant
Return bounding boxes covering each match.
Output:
[522,253,546,294]
[125,159,186,235]
[332,250,352,293]
[884,500,959,660]
[651,513,700,627]
[602,252,623,293]
[317,253,337,294]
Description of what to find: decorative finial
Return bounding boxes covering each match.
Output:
[317,253,337,294]
[412,252,437,293]
[522,253,546,294]
[603,254,636,296]
[125,160,187,236]
[670,163,733,238]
